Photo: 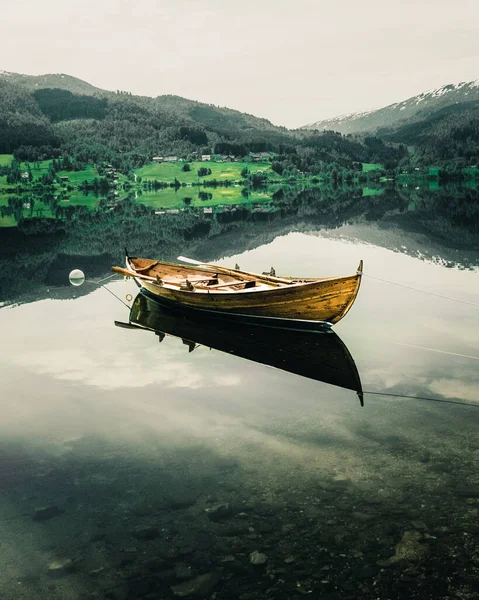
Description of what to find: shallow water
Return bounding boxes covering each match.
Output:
[1,197,479,600]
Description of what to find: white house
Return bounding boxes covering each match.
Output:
[201,154,211,161]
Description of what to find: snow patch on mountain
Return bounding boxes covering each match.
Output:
[305,108,375,129]
[302,77,479,133]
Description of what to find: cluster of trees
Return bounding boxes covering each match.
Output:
[3,77,479,181]
[78,178,110,192]
[197,167,212,177]
[1,159,58,185]
[378,101,479,165]
[13,145,62,162]
[0,81,58,153]
[198,191,213,201]
[1,79,414,175]
[33,89,108,122]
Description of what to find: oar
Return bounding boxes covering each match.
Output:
[112,266,207,289]
[114,320,146,330]
[177,256,293,286]
[112,266,159,281]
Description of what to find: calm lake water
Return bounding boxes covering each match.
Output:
[1,188,478,600]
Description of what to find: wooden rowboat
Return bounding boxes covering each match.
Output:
[112,253,363,330]
[115,292,364,404]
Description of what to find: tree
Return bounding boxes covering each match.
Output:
[271,161,283,175]
[249,172,268,188]
[182,163,191,172]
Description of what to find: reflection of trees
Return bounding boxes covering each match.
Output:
[1,187,478,304]
[394,186,479,248]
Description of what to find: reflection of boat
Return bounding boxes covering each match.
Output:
[112,254,363,330]
[116,292,364,405]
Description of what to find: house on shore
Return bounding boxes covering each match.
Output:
[153,155,179,162]
[250,152,271,162]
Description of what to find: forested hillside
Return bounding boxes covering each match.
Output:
[0,80,57,153]
[0,71,105,95]
[378,101,479,164]
[0,73,407,174]
[301,79,479,167]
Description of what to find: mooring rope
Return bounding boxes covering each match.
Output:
[389,341,479,361]
[363,390,479,408]
[100,284,131,309]
[96,273,118,285]
[362,273,479,308]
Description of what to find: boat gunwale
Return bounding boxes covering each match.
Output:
[126,257,360,297]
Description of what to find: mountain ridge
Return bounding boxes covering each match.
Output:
[302,79,479,135]
[1,69,476,168]
[0,70,108,96]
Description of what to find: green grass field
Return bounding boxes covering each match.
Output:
[362,163,384,172]
[58,191,101,207]
[22,160,54,178]
[0,214,17,227]
[57,166,99,184]
[27,200,56,220]
[0,175,9,190]
[0,198,56,228]
[362,187,384,197]
[0,154,13,167]
[135,161,272,184]
[462,167,479,178]
[137,185,273,210]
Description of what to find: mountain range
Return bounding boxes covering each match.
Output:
[0,70,104,95]
[302,80,479,135]
[1,70,478,167]
[0,70,296,162]
[0,70,404,170]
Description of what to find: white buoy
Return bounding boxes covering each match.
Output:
[69,269,85,286]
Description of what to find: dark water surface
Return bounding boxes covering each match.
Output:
[1,191,479,600]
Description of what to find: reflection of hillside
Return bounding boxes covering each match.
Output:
[308,222,479,270]
[1,190,478,305]
[390,187,479,250]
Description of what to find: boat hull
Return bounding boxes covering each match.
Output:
[140,289,332,331]
[120,257,362,326]
[124,292,363,403]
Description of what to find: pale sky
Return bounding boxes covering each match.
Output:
[1,0,478,128]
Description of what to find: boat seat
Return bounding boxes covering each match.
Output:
[199,279,255,290]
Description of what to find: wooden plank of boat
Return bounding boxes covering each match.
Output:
[140,289,333,331]
[112,256,363,326]
[112,266,251,291]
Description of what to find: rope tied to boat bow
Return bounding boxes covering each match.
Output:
[362,273,479,309]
